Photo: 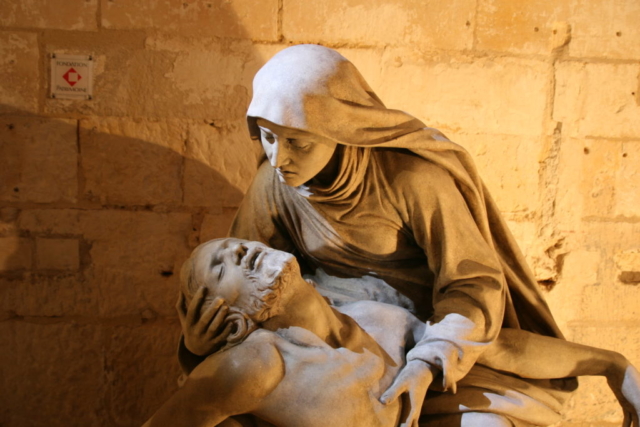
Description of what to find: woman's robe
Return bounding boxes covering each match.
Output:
[229,146,576,426]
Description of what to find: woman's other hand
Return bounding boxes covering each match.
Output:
[380,360,436,427]
[177,288,233,356]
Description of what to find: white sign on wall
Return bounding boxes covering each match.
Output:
[50,53,94,100]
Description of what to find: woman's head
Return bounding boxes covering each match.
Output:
[246,45,380,188]
[246,44,426,187]
[256,118,338,187]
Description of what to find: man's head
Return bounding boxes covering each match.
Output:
[181,238,299,330]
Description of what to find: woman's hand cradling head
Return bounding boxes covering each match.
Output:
[177,288,234,357]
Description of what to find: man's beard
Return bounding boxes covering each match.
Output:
[242,250,299,322]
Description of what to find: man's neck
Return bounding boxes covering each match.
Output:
[261,277,348,348]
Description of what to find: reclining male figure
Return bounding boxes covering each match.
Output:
[143,238,640,427]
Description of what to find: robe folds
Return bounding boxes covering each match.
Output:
[230,150,575,426]
[235,44,577,425]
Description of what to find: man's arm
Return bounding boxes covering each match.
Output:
[144,332,285,427]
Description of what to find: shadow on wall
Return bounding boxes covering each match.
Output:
[0,107,260,426]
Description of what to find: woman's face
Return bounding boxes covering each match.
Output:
[256,118,338,187]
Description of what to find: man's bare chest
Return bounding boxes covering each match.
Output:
[252,328,401,427]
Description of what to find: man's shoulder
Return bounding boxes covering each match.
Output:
[182,330,285,418]
[198,330,285,397]
[222,329,283,368]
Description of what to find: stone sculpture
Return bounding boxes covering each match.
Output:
[172,44,638,426]
[144,238,640,427]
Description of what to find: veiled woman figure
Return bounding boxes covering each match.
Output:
[182,45,578,426]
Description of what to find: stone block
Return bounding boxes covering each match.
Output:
[615,250,640,285]
[545,250,599,331]
[17,208,82,235]
[476,0,640,60]
[561,250,601,287]
[574,282,640,323]
[80,118,185,206]
[0,207,19,237]
[378,53,549,137]
[581,140,621,218]
[200,210,238,242]
[0,236,32,271]
[555,138,640,222]
[555,137,587,232]
[569,0,640,60]
[0,0,98,30]
[102,0,278,41]
[0,321,104,427]
[36,238,80,271]
[475,0,571,55]
[80,210,192,316]
[0,31,39,113]
[283,0,475,51]
[581,221,640,257]
[0,274,98,317]
[184,121,261,208]
[452,132,542,213]
[45,33,253,121]
[554,62,640,139]
[144,36,255,120]
[574,221,640,318]
[580,139,640,218]
[0,115,78,203]
[105,322,182,425]
[617,141,640,218]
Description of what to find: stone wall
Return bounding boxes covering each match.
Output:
[1,1,639,426]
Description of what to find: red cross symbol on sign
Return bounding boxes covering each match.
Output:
[62,68,82,87]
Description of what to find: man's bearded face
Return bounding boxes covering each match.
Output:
[189,238,298,321]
